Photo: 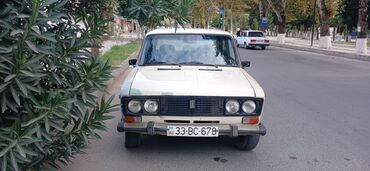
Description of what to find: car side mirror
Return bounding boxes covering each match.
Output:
[129,59,137,66]
[241,61,250,68]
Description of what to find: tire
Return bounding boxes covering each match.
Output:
[237,43,240,48]
[261,46,266,50]
[234,135,260,151]
[125,132,141,148]
[244,42,248,49]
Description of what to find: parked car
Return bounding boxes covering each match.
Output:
[236,30,270,50]
[117,29,266,150]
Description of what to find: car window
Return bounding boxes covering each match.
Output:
[138,34,239,66]
[248,32,264,37]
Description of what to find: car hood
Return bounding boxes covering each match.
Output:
[128,66,256,97]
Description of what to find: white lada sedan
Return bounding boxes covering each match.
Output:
[117,29,266,151]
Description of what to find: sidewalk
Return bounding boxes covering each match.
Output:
[268,36,370,62]
[100,39,129,55]
[119,32,140,39]
[100,32,141,55]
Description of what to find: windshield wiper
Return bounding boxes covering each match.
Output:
[179,62,219,68]
[146,61,180,66]
[179,61,205,65]
[157,68,181,70]
[199,68,222,71]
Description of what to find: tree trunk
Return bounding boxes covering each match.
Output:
[333,27,336,42]
[208,1,212,29]
[318,0,332,49]
[316,27,319,40]
[267,0,287,43]
[277,14,286,43]
[230,10,233,34]
[356,0,368,54]
[259,1,267,31]
[259,1,267,20]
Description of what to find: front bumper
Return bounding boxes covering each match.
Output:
[117,121,266,137]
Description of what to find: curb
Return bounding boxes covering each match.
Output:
[272,43,370,62]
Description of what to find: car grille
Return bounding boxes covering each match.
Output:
[160,96,224,116]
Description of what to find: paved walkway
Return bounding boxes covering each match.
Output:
[268,36,370,56]
[99,32,141,55]
[119,32,141,39]
[267,36,370,61]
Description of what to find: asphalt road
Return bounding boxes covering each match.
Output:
[62,46,370,171]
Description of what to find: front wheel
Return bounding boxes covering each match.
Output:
[125,132,141,148]
[261,46,266,50]
[244,42,248,49]
[234,135,260,151]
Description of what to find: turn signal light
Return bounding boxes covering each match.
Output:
[124,116,142,123]
[242,117,260,124]
[251,40,256,42]
[264,40,270,43]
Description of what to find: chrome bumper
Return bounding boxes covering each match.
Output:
[117,121,267,137]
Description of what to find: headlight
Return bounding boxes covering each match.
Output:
[144,100,158,113]
[242,100,256,114]
[128,100,142,113]
[225,99,240,114]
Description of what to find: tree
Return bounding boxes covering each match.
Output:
[329,15,343,41]
[356,0,368,54]
[338,0,370,42]
[285,0,317,38]
[192,0,217,28]
[267,0,288,43]
[119,0,195,33]
[0,0,115,170]
[318,0,332,48]
[215,0,248,33]
[247,6,260,30]
[259,0,268,31]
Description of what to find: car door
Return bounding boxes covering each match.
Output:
[236,32,243,45]
[237,32,246,45]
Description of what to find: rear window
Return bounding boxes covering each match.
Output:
[248,32,264,37]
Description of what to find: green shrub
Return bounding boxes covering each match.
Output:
[0,0,116,170]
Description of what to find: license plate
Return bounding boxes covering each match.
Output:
[257,40,264,42]
[167,126,219,137]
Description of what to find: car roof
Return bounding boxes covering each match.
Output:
[146,28,232,36]
[241,30,263,32]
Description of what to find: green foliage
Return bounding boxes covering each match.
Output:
[99,42,140,65]
[0,0,116,170]
[337,0,370,32]
[247,8,260,30]
[287,13,315,31]
[210,18,221,28]
[119,0,196,29]
[329,15,342,27]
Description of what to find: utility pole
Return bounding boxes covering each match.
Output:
[311,0,317,46]
[219,5,224,29]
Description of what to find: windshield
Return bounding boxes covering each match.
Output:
[138,34,239,66]
[248,32,264,37]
